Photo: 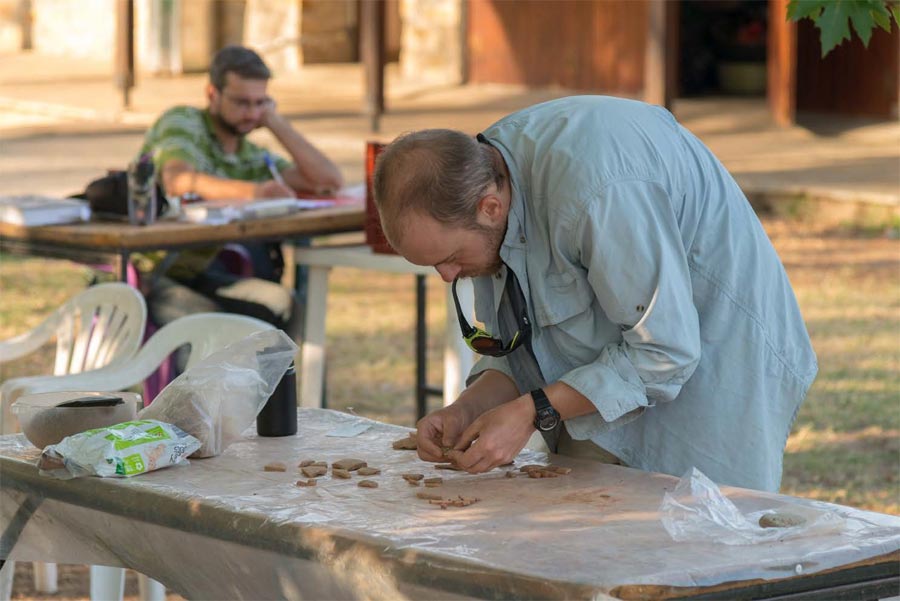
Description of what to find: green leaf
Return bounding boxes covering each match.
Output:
[891,3,900,24]
[851,6,876,45]
[870,4,891,31]
[787,0,825,21]
[817,1,854,57]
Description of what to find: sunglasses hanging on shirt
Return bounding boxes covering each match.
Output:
[452,268,531,357]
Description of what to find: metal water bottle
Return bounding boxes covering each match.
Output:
[256,365,297,437]
[127,154,157,226]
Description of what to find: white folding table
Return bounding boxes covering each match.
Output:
[293,244,475,416]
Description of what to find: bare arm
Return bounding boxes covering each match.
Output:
[262,108,344,195]
[161,159,293,201]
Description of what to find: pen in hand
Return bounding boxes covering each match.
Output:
[263,151,287,186]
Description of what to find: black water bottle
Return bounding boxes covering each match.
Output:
[257,366,297,437]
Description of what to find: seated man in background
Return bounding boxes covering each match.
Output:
[135,45,343,354]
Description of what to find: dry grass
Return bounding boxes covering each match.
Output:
[1,214,897,599]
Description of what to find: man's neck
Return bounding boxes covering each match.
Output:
[208,110,242,154]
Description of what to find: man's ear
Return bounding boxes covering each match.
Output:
[476,190,504,226]
[206,83,218,105]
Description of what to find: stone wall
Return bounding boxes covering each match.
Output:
[399,0,464,85]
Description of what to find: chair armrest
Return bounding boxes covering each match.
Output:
[0,318,58,364]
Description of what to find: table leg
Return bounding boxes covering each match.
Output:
[300,266,331,408]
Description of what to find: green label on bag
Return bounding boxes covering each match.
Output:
[104,424,171,451]
[117,453,146,476]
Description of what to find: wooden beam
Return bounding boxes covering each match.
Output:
[360,0,386,132]
[767,0,797,126]
[114,0,135,110]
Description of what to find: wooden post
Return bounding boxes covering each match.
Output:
[768,0,797,126]
[644,0,678,110]
[360,0,386,132]
[115,0,135,110]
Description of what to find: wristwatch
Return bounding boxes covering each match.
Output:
[530,388,561,432]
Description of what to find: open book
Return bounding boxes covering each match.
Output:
[0,195,91,227]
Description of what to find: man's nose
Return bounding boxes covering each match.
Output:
[435,264,460,283]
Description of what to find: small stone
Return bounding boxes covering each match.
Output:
[298,460,317,468]
[333,458,367,471]
[416,491,444,501]
[295,479,317,487]
[332,468,352,479]
[301,465,328,478]
[264,462,287,472]
[759,513,807,528]
[401,473,424,482]
[435,464,462,471]
[357,467,381,476]
[392,434,418,450]
[424,477,443,485]
[358,480,379,488]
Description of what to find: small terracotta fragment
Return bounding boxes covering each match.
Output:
[301,465,328,478]
[333,458,367,471]
[264,462,287,472]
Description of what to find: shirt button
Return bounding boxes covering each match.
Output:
[519,235,526,243]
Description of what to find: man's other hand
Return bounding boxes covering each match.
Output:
[415,403,476,463]
[259,97,278,129]
[452,395,536,473]
[254,179,295,199]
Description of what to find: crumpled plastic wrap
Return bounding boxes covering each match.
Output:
[1,409,899,600]
[660,467,858,545]
[139,329,296,457]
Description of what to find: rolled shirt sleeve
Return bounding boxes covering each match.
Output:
[560,179,702,439]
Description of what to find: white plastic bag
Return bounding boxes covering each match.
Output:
[660,467,846,545]
[139,329,297,457]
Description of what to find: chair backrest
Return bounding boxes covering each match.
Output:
[2,314,279,420]
[0,282,147,375]
[140,313,277,374]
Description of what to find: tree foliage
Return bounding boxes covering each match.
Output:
[787,0,900,56]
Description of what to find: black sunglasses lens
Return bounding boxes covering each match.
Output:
[471,337,503,353]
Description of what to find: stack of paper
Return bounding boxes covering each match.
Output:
[182,197,336,225]
[0,195,91,227]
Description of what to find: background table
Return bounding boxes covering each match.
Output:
[1,409,897,600]
[0,205,365,280]
[293,244,475,414]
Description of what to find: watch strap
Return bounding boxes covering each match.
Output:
[530,388,553,413]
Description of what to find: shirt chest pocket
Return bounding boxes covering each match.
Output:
[531,270,594,327]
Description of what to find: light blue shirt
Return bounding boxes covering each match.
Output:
[470,96,817,492]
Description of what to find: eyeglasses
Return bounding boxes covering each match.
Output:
[451,270,531,357]
[222,94,271,111]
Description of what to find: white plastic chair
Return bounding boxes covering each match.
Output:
[0,282,147,434]
[0,282,146,599]
[5,312,277,601]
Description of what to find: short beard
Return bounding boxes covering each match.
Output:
[467,221,506,278]
[210,110,244,138]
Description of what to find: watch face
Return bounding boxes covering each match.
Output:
[538,413,559,431]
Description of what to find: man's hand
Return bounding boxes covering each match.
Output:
[259,97,278,130]
[451,395,537,474]
[254,179,295,199]
[415,403,476,463]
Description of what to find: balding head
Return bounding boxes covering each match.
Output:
[373,129,504,247]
